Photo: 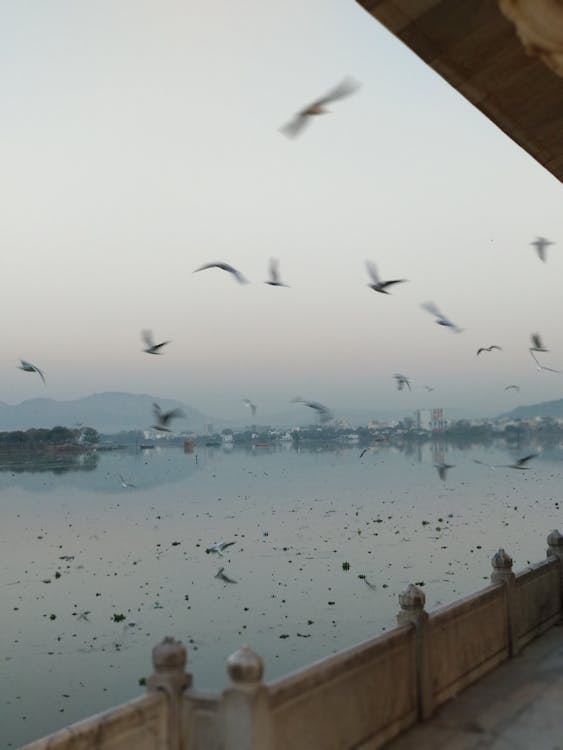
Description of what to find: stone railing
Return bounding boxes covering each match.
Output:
[20,530,563,750]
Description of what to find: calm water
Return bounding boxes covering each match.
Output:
[1,440,562,747]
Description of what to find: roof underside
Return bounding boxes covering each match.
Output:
[357,0,563,182]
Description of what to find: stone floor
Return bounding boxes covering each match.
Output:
[387,624,563,750]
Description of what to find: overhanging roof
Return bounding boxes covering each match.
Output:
[357,0,563,182]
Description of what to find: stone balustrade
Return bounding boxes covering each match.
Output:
[19,529,563,750]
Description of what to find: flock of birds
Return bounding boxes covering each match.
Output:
[12,76,558,447]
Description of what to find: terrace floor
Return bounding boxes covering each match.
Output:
[387,624,563,750]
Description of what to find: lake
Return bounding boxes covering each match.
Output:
[1,438,562,747]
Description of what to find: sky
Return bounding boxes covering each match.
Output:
[1,0,562,421]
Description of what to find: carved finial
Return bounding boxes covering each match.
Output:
[227,645,264,684]
[399,583,426,612]
[547,529,563,548]
[152,636,187,673]
[499,0,563,77]
[491,548,513,571]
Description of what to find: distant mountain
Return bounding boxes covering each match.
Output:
[0,392,207,434]
[498,399,563,421]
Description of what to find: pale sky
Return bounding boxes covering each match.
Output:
[1,0,562,420]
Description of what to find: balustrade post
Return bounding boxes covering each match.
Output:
[491,549,519,656]
[546,529,563,612]
[148,636,191,750]
[220,645,274,750]
[397,584,433,720]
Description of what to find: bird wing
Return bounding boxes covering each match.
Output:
[141,330,154,348]
[365,261,380,285]
[379,279,407,290]
[314,77,360,107]
[35,366,46,384]
[491,345,502,351]
[162,408,185,424]
[477,348,485,355]
[269,258,280,284]
[531,333,544,350]
[219,541,236,551]
[280,113,308,139]
[152,341,170,352]
[195,262,247,283]
[517,453,537,466]
[153,403,163,420]
[421,301,443,318]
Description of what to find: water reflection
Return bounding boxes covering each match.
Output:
[1,437,562,747]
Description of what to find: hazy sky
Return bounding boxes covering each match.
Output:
[1,0,561,420]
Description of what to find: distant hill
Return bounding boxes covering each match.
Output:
[0,392,207,434]
[498,399,563,421]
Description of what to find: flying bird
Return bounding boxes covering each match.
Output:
[474,454,537,470]
[530,236,555,263]
[507,454,538,470]
[280,77,360,138]
[206,541,236,557]
[243,398,257,417]
[118,474,136,489]
[291,397,333,423]
[359,448,368,458]
[194,262,248,284]
[529,333,553,368]
[477,345,502,356]
[421,302,463,333]
[365,261,407,294]
[18,360,46,385]
[141,330,170,355]
[265,258,289,287]
[424,385,435,392]
[530,333,548,353]
[152,403,185,432]
[393,373,411,392]
[434,462,455,481]
[504,385,520,392]
[214,567,237,584]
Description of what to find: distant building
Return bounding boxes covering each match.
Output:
[416,408,445,433]
[416,409,432,430]
[204,423,213,436]
[431,408,445,433]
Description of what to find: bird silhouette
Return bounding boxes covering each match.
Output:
[477,345,502,356]
[194,262,248,284]
[18,360,45,385]
[206,541,235,557]
[214,567,237,584]
[280,77,360,138]
[504,385,520,392]
[152,403,185,432]
[421,302,463,333]
[474,454,537,470]
[142,330,170,355]
[530,236,554,262]
[118,474,136,489]
[365,261,407,294]
[393,374,411,391]
[434,462,455,481]
[243,399,257,417]
[265,258,289,287]
[291,397,333,423]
